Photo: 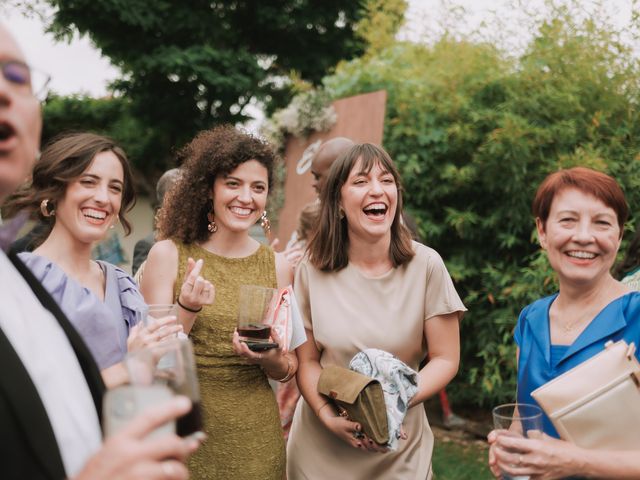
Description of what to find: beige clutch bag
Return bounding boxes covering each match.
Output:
[531,340,640,449]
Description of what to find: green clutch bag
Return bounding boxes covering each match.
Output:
[317,365,389,444]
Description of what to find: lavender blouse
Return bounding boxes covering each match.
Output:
[19,252,146,369]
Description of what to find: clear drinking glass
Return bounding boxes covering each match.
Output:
[144,303,178,327]
[144,303,183,339]
[125,337,204,439]
[237,285,277,349]
[103,384,175,438]
[492,403,543,480]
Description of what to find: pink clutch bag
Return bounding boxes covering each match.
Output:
[532,340,640,449]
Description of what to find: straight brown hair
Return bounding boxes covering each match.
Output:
[307,143,414,272]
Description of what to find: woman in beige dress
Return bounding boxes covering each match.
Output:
[287,143,466,479]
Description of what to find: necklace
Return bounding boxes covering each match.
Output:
[560,317,589,333]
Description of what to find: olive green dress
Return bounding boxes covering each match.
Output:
[174,241,285,480]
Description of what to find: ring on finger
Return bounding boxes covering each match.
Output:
[518,454,523,466]
[352,430,364,439]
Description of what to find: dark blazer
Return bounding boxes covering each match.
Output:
[0,252,105,480]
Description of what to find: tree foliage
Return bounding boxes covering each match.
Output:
[318,1,640,405]
[40,0,366,170]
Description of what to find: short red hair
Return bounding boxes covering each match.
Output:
[532,167,628,231]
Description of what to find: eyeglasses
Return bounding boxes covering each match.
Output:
[0,60,51,101]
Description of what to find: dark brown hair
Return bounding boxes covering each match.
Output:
[307,143,414,272]
[157,125,277,244]
[532,166,628,233]
[4,132,136,241]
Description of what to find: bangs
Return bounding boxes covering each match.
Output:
[349,144,397,181]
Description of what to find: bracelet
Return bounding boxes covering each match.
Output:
[177,297,202,313]
[272,355,294,383]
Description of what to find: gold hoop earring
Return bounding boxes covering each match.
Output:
[40,199,55,217]
[260,210,271,236]
[207,210,218,233]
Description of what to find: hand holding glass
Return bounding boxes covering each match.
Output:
[492,403,543,480]
[126,338,203,439]
[237,285,278,351]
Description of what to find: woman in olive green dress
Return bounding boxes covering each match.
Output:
[141,125,296,479]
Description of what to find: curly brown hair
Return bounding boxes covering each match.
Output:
[157,125,277,244]
[4,132,136,245]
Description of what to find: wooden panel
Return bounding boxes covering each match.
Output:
[274,90,387,248]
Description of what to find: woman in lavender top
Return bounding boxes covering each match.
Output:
[4,132,181,386]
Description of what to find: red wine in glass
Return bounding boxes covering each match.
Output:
[176,400,204,437]
[237,324,271,340]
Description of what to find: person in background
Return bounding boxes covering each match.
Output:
[3,132,181,388]
[287,143,465,479]
[0,22,197,479]
[132,167,181,276]
[141,125,300,479]
[613,223,640,290]
[282,137,355,267]
[487,167,640,479]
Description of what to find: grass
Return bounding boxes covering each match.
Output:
[432,430,493,480]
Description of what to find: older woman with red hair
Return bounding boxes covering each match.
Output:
[488,167,640,479]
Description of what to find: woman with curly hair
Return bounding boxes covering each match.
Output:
[141,125,297,479]
[3,132,181,387]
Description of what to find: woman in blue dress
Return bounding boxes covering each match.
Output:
[4,132,182,387]
[488,167,640,479]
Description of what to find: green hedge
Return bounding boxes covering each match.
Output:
[320,6,640,406]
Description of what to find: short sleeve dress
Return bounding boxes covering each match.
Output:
[18,252,145,369]
[286,242,466,480]
[173,241,286,480]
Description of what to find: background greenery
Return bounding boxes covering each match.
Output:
[21,0,640,407]
[315,0,640,405]
[29,0,368,182]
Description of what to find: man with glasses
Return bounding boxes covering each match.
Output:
[0,24,197,479]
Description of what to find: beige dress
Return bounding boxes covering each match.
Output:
[287,242,466,480]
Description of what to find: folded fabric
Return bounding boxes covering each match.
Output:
[349,349,418,450]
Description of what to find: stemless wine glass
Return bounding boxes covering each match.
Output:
[237,285,277,346]
[492,403,543,480]
[125,337,204,439]
[144,303,183,339]
[103,384,175,438]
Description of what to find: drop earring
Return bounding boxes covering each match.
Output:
[260,210,271,236]
[207,210,218,233]
[40,199,55,217]
[110,214,119,229]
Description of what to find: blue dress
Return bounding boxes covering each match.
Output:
[515,291,640,437]
[19,252,146,369]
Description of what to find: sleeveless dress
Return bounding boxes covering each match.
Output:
[173,241,286,480]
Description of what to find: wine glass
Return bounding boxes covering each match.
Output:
[236,285,277,350]
[125,337,204,439]
[492,403,543,480]
[145,303,184,339]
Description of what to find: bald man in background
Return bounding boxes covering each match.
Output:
[282,137,355,267]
